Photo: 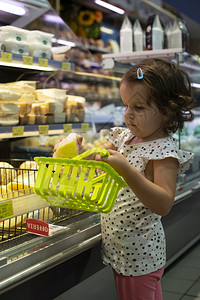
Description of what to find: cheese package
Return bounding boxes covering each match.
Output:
[0,89,21,101]
[29,45,51,59]
[5,81,37,90]
[18,160,39,176]
[0,162,17,185]
[0,26,28,43]
[7,171,37,193]
[53,133,78,158]
[19,93,36,102]
[0,114,19,126]
[27,30,53,47]
[0,102,20,114]
[19,102,32,115]
[65,95,85,122]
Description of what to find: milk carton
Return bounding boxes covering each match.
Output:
[133,19,143,52]
[164,22,172,49]
[146,14,163,50]
[171,18,189,50]
[120,15,133,53]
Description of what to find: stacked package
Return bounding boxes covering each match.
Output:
[35,88,67,124]
[0,81,37,125]
[65,95,85,122]
[0,26,53,59]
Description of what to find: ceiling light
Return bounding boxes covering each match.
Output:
[0,1,26,16]
[100,26,114,34]
[95,0,124,15]
[191,82,200,89]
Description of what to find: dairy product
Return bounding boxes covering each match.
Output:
[53,133,78,158]
[120,15,133,53]
[133,19,143,52]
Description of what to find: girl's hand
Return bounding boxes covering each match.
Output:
[95,149,129,177]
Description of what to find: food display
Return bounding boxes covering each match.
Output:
[0,26,53,59]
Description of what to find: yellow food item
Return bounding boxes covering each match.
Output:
[53,133,78,158]
[0,162,17,185]
[0,215,27,229]
[7,171,37,194]
[18,160,39,176]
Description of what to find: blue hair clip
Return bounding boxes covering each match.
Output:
[137,68,143,79]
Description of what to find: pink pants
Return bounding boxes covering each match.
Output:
[113,267,164,300]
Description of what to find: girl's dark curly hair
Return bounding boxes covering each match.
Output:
[120,58,196,134]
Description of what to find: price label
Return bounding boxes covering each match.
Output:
[62,62,70,71]
[1,52,12,63]
[12,126,24,137]
[26,219,49,236]
[38,58,48,67]
[23,56,33,65]
[38,125,49,135]
[63,123,72,133]
[0,200,14,220]
[81,123,89,132]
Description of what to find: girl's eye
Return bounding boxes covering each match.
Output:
[134,106,144,110]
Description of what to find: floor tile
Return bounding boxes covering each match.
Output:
[164,266,200,281]
[162,291,182,300]
[188,245,200,258]
[175,256,200,269]
[181,296,200,300]
[186,282,200,297]
[161,277,194,294]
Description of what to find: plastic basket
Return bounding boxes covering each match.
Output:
[34,148,126,213]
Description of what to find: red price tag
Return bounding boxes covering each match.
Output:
[26,219,49,236]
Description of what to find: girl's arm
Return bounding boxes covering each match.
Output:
[96,149,178,216]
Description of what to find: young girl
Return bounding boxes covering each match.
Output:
[91,58,195,300]
[54,58,195,300]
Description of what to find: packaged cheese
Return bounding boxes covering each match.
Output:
[0,114,19,126]
[53,133,78,158]
[0,162,17,185]
[0,102,20,114]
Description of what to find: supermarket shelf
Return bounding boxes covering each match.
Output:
[0,123,93,139]
[102,48,183,65]
[0,51,75,72]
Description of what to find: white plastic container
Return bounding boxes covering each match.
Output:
[29,45,51,59]
[27,30,53,47]
[1,40,29,56]
[0,26,28,43]
[152,15,163,50]
[120,15,133,53]
[133,19,143,52]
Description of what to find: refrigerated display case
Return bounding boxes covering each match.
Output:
[0,2,199,299]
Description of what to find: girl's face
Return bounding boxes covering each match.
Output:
[120,82,166,141]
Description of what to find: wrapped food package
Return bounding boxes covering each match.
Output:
[17,160,39,176]
[0,162,17,185]
[53,133,79,158]
[0,113,19,126]
[0,102,20,114]
[65,95,85,122]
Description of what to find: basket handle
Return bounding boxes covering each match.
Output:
[72,148,110,161]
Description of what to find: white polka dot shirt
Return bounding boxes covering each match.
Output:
[101,127,194,276]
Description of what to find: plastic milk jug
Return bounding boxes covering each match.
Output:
[133,19,143,51]
[120,15,133,53]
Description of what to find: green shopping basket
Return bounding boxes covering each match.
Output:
[34,148,126,213]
